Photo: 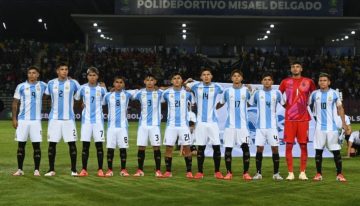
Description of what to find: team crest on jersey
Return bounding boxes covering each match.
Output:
[316,97,320,100]
[97,92,100,96]
[122,95,125,100]
[328,97,332,101]
[153,93,158,98]
[36,85,40,91]
[260,95,264,99]
[111,96,115,99]
[86,91,89,94]
[54,86,58,90]
[26,88,29,91]
[230,95,234,100]
[170,94,174,98]
[241,95,246,100]
[210,88,214,92]
[65,86,69,90]
[181,94,185,99]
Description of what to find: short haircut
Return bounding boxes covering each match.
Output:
[290,61,302,67]
[56,62,68,69]
[261,72,273,80]
[231,69,243,77]
[114,76,126,82]
[144,73,157,80]
[319,72,331,80]
[200,67,212,75]
[170,72,182,79]
[27,66,40,73]
[87,67,99,75]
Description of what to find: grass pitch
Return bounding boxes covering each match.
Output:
[0,121,359,206]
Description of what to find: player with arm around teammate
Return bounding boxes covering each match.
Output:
[44,63,80,177]
[12,66,47,176]
[309,73,348,182]
[74,67,107,177]
[186,68,224,179]
[161,72,193,178]
[103,76,136,177]
[216,69,252,180]
[249,73,284,181]
[279,61,316,181]
[132,74,163,177]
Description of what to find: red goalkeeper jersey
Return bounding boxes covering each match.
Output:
[279,77,316,121]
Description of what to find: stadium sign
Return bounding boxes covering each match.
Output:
[115,0,343,16]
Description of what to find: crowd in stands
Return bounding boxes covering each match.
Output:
[1,39,360,102]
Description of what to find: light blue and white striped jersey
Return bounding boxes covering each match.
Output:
[103,90,135,128]
[309,89,341,131]
[45,78,80,120]
[14,81,47,120]
[75,83,107,124]
[220,86,250,129]
[162,87,192,127]
[189,82,223,123]
[249,89,283,129]
[133,89,163,126]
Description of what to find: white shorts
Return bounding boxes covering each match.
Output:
[137,126,161,146]
[81,122,105,142]
[223,128,250,148]
[255,129,280,147]
[194,122,220,145]
[164,126,191,146]
[15,120,42,142]
[106,127,129,149]
[314,129,341,151]
[47,120,77,143]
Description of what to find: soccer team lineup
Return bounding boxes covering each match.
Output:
[12,61,353,182]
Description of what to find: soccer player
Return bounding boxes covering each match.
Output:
[249,73,284,181]
[186,68,224,179]
[44,63,80,176]
[103,76,135,177]
[161,72,193,178]
[12,66,47,176]
[309,73,347,182]
[75,67,107,177]
[216,69,252,180]
[279,61,316,180]
[347,131,360,157]
[132,74,163,177]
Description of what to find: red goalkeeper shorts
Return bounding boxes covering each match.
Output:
[283,121,309,144]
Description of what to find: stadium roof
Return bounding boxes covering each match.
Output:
[72,14,360,45]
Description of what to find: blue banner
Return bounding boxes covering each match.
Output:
[115,0,343,16]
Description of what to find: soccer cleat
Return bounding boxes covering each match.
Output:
[105,170,113,177]
[253,173,263,180]
[224,172,233,180]
[313,173,323,181]
[286,172,295,181]
[133,169,144,177]
[214,171,224,179]
[193,172,204,179]
[97,169,105,177]
[155,170,163,178]
[120,169,130,177]
[242,172,252,181]
[79,169,89,177]
[33,170,41,176]
[336,174,347,182]
[71,171,79,177]
[299,172,308,180]
[273,173,283,181]
[44,171,56,177]
[186,172,193,179]
[162,171,172,178]
[12,169,24,176]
